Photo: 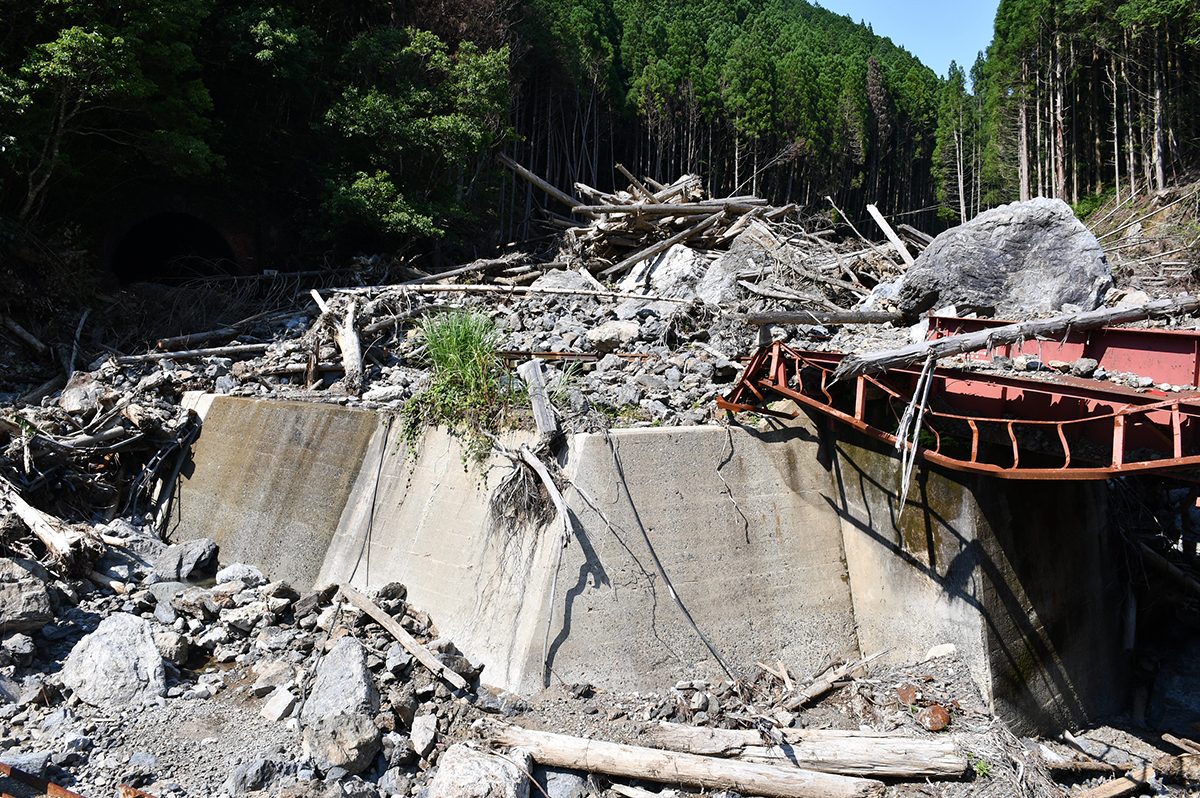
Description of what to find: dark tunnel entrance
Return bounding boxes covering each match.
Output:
[110,212,239,283]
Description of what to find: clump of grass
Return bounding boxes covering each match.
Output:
[402,310,516,465]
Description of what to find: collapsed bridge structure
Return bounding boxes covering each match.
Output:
[720,316,1200,479]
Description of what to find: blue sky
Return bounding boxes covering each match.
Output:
[815,1,1001,80]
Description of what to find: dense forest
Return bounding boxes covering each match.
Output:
[0,0,1197,277]
[940,0,1200,221]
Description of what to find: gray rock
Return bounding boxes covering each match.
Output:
[61,613,166,707]
[538,767,591,798]
[153,628,189,665]
[221,757,298,795]
[59,372,103,415]
[251,658,294,696]
[304,713,381,775]
[300,635,381,773]
[149,538,218,582]
[1071,357,1100,377]
[531,270,595,293]
[378,766,412,796]
[697,220,783,306]
[217,562,267,588]
[384,642,412,674]
[894,198,1111,317]
[409,713,437,758]
[585,320,640,353]
[2,632,35,661]
[0,558,53,632]
[0,749,52,776]
[261,687,297,721]
[425,744,530,798]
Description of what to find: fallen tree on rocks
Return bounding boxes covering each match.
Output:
[832,293,1200,382]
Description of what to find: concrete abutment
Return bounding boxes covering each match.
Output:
[171,395,1124,733]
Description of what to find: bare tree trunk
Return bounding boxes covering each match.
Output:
[1110,60,1121,204]
[1019,63,1031,201]
[955,126,967,222]
[1054,32,1068,200]
[1152,36,1166,192]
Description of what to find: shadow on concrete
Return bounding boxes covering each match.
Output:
[822,425,1122,732]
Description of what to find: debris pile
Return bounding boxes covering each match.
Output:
[3,161,1200,797]
[4,535,1190,798]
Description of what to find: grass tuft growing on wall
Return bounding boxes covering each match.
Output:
[402,310,515,465]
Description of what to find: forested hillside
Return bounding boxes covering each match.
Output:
[1,0,1198,276]
[941,0,1200,221]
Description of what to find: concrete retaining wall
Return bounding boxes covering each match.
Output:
[829,429,1124,734]
[172,397,378,589]
[172,395,1123,732]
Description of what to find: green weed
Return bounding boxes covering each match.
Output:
[401,310,517,465]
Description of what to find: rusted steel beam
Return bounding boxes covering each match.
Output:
[718,341,1200,480]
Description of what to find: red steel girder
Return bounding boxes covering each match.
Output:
[717,341,1200,480]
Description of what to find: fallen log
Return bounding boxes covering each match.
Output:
[153,309,286,351]
[865,204,915,267]
[402,254,523,285]
[116,343,271,365]
[1,315,49,357]
[599,210,725,278]
[1163,734,1200,755]
[643,722,968,778]
[478,720,885,798]
[498,153,591,215]
[0,476,89,561]
[1074,765,1154,798]
[338,583,468,691]
[832,293,1200,381]
[573,201,765,216]
[747,311,903,327]
[517,360,559,438]
[615,163,657,201]
[334,283,692,304]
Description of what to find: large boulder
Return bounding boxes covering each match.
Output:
[300,635,381,774]
[426,744,531,798]
[61,613,165,707]
[0,558,52,632]
[894,198,1111,318]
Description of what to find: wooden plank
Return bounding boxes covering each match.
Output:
[338,583,468,690]
[480,720,885,798]
[1074,766,1154,798]
[865,204,915,266]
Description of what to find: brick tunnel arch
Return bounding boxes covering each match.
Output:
[109,211,240,283]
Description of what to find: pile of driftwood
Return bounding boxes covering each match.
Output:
[500,155,801,279]
[0,367,198,538]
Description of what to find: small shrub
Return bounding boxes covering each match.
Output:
[401,310,516,464]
